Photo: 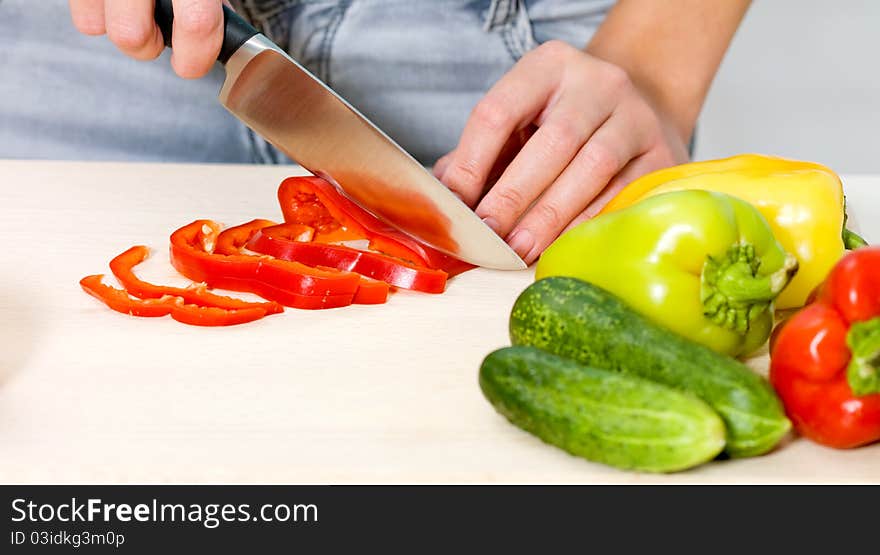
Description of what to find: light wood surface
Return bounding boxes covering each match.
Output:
[0,160,877,484]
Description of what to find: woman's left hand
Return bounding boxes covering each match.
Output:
[433,40,689,265]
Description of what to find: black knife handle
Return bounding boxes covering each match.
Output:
[154,0,259,65]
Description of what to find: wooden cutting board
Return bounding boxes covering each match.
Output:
[0,160,877,484]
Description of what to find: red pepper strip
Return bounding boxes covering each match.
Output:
[109,245,283,314]
[352,276,389,304]
[214,219,281,256]
[169,220,359,309]
[248,223,448,294]
[217,220,388,304]
[167,303,269,326]
[214,219,315,255]
[278,176,475,276]
[770,246,880,449]
[80,275,269,326]
[213,218,279,257]
[80,275,173,317]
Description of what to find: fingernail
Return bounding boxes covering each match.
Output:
[482,217,501,234]
[507,229,535,260]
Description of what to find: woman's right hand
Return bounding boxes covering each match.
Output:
[68,0,226,79]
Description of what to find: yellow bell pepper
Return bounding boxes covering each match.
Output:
[600,154,865,309]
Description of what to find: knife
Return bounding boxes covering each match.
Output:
[153,1,526,270]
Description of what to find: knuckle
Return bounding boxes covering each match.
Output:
[493,186,528,213]
[175,3,222,36]
[544,118,584,156]
[536,201,564,229]
[584,142,623,178]
[600,62,632,94]
[472,98,511,132]
[107,18,152,50]
[534,39,576,61]
[444,158,483,194]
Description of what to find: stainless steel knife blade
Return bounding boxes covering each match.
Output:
[216,35,525,270]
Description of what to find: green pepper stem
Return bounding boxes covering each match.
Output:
[701,244,798,335]
[846,317,880,396]
[841,195,868,249]
[843,228,869,250]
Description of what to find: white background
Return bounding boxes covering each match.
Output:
[696,0,879,173]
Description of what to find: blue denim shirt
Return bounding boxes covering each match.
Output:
[0,0,613,164]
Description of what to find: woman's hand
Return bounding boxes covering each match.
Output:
[434,40,689,264]
[68,0,226,79]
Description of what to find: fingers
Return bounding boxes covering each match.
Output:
[486,125,538,187]
[104,0,164,61]
[438,43,573,206]
[435,127,537,204]
[170,0,225,78]
[473,95,613,238]
[562,146,680,235]
[69,0,106,35]
[505,108,652,264]
[70,0,224,78]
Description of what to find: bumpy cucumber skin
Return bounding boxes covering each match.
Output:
[509,277,791,458]
[480,346,726,473]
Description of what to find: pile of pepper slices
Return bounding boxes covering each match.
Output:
[81,176,474,326]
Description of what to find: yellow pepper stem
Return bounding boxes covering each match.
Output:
[846,317,880,396]
[701,244,799,334]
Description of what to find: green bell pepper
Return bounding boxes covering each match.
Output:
[535,190,799,357]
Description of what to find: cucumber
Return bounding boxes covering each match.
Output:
[509,277,791,458]
[480,346,726,472]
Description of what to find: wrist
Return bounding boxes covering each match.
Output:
[582,0,750,150]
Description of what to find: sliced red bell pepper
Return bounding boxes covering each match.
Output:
[216,219,390,304]
[169,220,359,309]
[213,219,286,256]
[248,223,448,294]
[352,276,391,304]
[166,303,270,326]
[109,245,283,314]
[770,246,880,449]
[278,176,475,276]
[81,274,174,318]
[214,219,285,256]
[80,275,269,326]
[275,179,357,241]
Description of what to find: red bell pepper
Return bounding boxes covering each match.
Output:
[81,275,176,318]
[248,223,448,294]
[169,220,360,309]
[166,303,270,326]
[215,219,390,304]
[770,246,880,449]
[213,219,286,256]
[351,276,391,304]
[109,245,283,314]
[278,176,475,276]
[80,275,270,326]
